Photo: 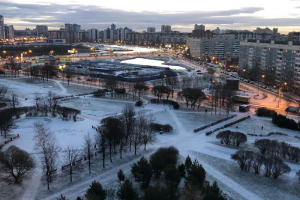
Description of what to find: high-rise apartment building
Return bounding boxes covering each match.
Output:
[89,28,100,42]
[239,40,300,92]
[64,23,80,32]
[188,37,242,60]
[110,23,116,43]
[0,16,14,40]
[73,24,81,32]
[214,27,221,34]
[0,15,4,39]
[147,27,156,33]
[194,24,205,31]
[161,25,171,33]
[7,25,14,39]
[0,15,3,26]
[255,27,273,34]
[36,25,48,37]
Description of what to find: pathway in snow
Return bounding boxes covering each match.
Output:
[191,152,262,200]
[43,150,155,200]
[51,79,67,95]
[20,159,42,200]
[42,111,260,200]
[167,110,261,200]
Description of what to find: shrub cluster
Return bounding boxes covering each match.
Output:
[194,115,235,133]
[93,89,108,97]
[254,139,300,162]
[216,130,247,146]
[205,116,250,136]
[135,100,143,107]
[231,150,291,179]
[272,114,299,130]
[223,116,250,128]
[150,99,180,109]
[150,123,173,132]
[247,132,288,137]
[267,132,287,136]
[256,107,277,117]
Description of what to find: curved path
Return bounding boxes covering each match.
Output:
[43,110,261,200]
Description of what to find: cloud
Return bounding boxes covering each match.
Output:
[0,1,298,32]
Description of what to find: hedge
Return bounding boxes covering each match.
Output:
[272,114,299,130]
[256,107,277,117]
[150,123,173,132]
[194,115,236,133]
[150,99,180,109]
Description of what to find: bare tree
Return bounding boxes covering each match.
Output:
[10,92,19,109]
[0,145,35,183]
[63,146,81,182]
[180,76,192,89]
[132,111,148,155]
[82,133,94,174]
[33,93,43,116]
[165,76,178,98]
[142,113,155,150]
[64,68,74,86]
[104,77,118,98]
[0,108,14,138]
[34,122,60,190]
[122,104,136,151]
[96,126,107,169]
[0,86,8,102]
[47,91,59,116]
[178,88,205,108]
[100,117,123,162]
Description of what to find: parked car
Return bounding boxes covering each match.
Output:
[285,106,299,113]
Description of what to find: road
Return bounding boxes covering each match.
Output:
[180,59,300,116]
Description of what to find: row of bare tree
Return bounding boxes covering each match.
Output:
[32,104,155,190]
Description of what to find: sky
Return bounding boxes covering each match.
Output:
[1,0,300,34]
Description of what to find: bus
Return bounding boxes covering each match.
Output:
[89,53,98,57]
[232,95,251,103]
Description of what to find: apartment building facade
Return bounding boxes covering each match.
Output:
[239,40,300,92]
[188,37,242,61]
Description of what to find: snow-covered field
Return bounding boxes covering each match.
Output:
[1,73,300,200]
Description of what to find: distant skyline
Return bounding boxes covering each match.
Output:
[1,0,300,33]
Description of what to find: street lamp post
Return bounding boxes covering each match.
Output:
[277,82,287,107]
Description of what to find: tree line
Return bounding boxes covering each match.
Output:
[216,130,247,147]
[254,139,300,162]
[62,147,227,200]
[231,150,291,179]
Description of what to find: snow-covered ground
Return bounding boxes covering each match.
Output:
[1,71,300,200]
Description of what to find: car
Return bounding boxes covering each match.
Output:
[249,81,254,84]
[56,75,61,78]
[77,77,82,80]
